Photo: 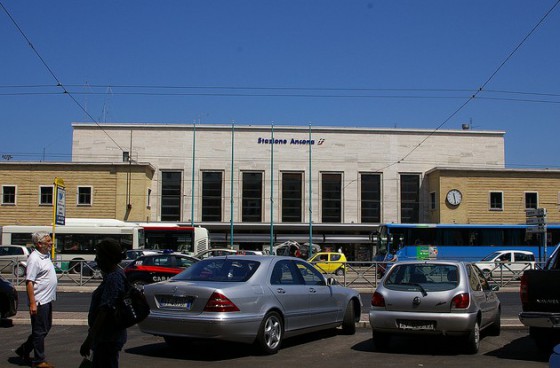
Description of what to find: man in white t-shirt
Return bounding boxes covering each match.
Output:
[15,231,57,368]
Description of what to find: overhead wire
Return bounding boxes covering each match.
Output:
[374,0,560,172]
[0,1,126,153]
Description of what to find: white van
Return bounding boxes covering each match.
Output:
[474,250,535,278]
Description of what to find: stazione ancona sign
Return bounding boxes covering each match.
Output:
[257,137,325,145]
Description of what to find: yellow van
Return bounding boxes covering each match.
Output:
[308,252,347,276]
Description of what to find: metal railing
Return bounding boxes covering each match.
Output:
[2,257,534,289]
[2,258,102,286]
[311,260,531,289]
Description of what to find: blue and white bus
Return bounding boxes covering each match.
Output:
[375,223,560,263]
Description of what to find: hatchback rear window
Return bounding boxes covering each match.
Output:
[173,258,260,282]
[384,264,459,292]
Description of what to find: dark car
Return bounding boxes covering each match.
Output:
[83,249,162,278]
[124,252,199,289]
[0,275,18,319]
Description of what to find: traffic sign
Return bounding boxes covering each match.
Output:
[526,216,546,225]
[526,208,546,217]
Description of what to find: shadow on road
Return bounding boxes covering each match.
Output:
[126,328,341,361]
[485,335,548,363]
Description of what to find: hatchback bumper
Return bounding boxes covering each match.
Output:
[369,310,478,336]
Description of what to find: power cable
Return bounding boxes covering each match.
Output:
[0,1,126,154]
[375,0,560,172]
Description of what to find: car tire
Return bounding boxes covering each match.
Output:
[13,264,26,278]
[372,331,390,351]
[465,321,480,354]
[255,311,283,355]
[335,268,345,276]
[341,301,356,335]
[69,260,84,274]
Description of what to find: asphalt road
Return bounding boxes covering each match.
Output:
[0,323,548,368]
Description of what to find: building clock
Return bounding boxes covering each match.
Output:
[446,189,462,206]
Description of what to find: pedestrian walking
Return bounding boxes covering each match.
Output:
[15,231,57,368]
[80,238,127,368]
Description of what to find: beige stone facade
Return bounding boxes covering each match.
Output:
[71,123,506,226]
[426,168,560,224]
[0,162,155,226]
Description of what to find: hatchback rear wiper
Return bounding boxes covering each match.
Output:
[400,282,428,297]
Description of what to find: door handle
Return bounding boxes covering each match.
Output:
[309,288,317,293]
[276,288,286,294]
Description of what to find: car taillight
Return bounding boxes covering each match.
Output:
[371,291,386,307]
[204,292,240,312]
[520,273,529,305]
[451,293,469,309]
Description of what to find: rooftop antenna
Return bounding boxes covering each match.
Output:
[101,86,113,123]
[461,118,479,130]
[83,81,92,121]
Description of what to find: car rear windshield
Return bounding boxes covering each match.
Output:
[173,258,260,282]
[384,264,459,292]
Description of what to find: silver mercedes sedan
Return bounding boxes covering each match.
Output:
[139,255,362,354]
[369,260,501,354]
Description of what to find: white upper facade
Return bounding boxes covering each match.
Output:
[72,123,505,224]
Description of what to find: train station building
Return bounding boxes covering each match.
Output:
[70,123,508,259]
[3,123,560,260]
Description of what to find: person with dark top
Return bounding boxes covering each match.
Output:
[15,231,57,368]
[80,239,127,368]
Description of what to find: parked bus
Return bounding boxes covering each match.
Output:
[65,219,211,255]
[129,222,210,255]
[1,220,144,273]
[375,223,560,263]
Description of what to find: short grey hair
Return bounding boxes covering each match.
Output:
[32,231,51,245]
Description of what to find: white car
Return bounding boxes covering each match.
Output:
[474,250,535,278]
[195,248,262,260]
[0,245,31,277]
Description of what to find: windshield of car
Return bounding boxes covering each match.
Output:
[173,258,260,282]
[384,264,459,292]
[481,252,501,261]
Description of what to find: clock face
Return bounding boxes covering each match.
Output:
[446,189,462,206]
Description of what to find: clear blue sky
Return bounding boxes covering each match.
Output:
[1,1,559,167]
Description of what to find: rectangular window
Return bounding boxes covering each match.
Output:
[430,192,436,210]
[242,172,263,222]
[360,173,381,223]
[282,172,303,223]
[161,171,182,221]
[40,186,54,205]
[525,192,538,209]
[321,173,342,223]
[202,171,222,222]
[147,188,152,208]
[77,186,92,206]
[400,174,420,223]
[490,191,503,211]
[1,185,16,205]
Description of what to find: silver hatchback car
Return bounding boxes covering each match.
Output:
[369,260,501,354]
[140,255,362,354]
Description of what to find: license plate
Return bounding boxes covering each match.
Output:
[397,320,435,330]
[158,296,193,309]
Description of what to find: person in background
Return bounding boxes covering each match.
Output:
[15,231,57,368]
[80,238,127,368]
